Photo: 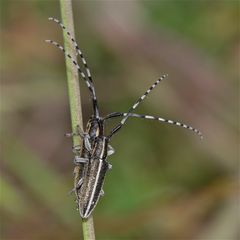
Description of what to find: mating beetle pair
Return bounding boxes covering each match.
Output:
[46,17,202,219]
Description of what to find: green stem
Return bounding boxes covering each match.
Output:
[59,0,82,142]
[82,217,96,240]
[59,0,96,239]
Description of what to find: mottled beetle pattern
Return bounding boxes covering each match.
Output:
[46,17,202,219]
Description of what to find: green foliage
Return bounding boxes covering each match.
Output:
[143,1,238,55]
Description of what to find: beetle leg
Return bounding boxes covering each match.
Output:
[100,189,104,196]
[74,156,89,164]
[68,189,74,195]
[68,178,83,195]
[72,145,81,154]
[65,125,86,139]
[76,178,83,189]
[108,145,115,156]
[84,137,92,152]
[73,141,92,156]
[108,163,112,170]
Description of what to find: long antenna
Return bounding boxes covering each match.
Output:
[48,18,93,84]
[108,74,167,138]
[45,39,99,118]
[104,112,203,139]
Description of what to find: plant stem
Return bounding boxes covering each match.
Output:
[59,0,96,239]
[82,217,96,240]
[59,0,82,138]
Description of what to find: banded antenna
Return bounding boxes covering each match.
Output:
[45,39,99,119]
[108,75,202,139]
[104,112,203,139]
[108,75,167,138]
[48,18,93,82]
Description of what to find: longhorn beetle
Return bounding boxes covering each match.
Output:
[46,17,203,219]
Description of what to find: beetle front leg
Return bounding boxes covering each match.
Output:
[65,125,85,139]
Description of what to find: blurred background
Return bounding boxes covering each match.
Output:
[1,1,239,239]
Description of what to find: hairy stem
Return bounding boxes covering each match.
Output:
[59,0,96,239]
